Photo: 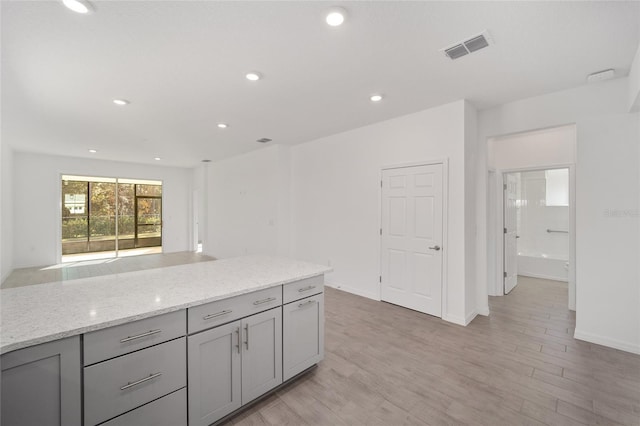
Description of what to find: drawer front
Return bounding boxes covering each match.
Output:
[283,275,324,304]
[101,388,187,426]
[188,286,282,334]
[84,310,186,366]
[84,337,186,426]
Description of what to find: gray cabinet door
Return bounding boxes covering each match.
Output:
[188,320,241,426]
[282,294,324,382]
[241,307,282,405]
[1,336,81,426]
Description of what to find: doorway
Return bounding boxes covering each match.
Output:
[380,162,445,317]
[61,175,163,262]
[499,167,574,308]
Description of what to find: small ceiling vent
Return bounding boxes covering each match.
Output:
[442,30,492,60]
[256,138,272,143]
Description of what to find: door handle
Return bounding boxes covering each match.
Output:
[429,245,441,251]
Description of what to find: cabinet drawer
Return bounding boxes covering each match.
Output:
[84,310,186,366]
[283,275,323,304]
[84,337,186,426]
[188,286,282,334]
[101,388,187,426]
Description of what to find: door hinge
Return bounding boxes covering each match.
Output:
[380,228,382,235]
[504,183,507,190]
[504,271,507,278]
[504,227,507,234]
[379,276,382,283]
[381,180,383,188]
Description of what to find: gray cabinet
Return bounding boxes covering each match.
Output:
[188,307,282,426]
[283,293,324,381]
[1,336,81,426]
[241,307,282,404]
[187,320,242,426]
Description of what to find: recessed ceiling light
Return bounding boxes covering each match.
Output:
[370,94,383,102]
[217,123,228,129]
[326,7,347,26]
[62,0,91,14]
[88,149,97,153]
[154,157,161,161]
[113,99,130,106]
[245,72,261,81]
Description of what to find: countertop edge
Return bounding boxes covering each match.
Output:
[1,267,329,355]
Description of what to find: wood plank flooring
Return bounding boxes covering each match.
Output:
[228,277,640,426]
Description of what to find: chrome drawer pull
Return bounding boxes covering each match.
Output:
[298,300,315,308]
[297,285,316,293]
[253,297,277,306]
[120,329,161,343]
[120,372,162,390]
[203,310,232,321]
[244,324,249,350]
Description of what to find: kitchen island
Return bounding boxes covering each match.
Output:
[1,255,330,426]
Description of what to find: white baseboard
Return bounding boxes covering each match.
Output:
[477,306,490,316]
[324,280,380,301]
[443,310,477,326]
[519,272,568,282]
[574,329,640,355]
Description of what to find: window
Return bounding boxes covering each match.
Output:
[61,175,162,261]
[545,169,569,207]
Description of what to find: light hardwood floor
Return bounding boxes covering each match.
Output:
[228,277,640,426]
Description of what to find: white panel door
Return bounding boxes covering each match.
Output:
[504,173,518,294]
[381,164,443,317]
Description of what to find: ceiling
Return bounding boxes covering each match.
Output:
[2,1,639,168]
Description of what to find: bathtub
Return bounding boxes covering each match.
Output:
[517,252,568,282]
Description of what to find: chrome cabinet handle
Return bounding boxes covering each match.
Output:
[120,372,162,390]
[203,310,232,321]
[297,285,316,293]
[253,297,276,306]
[235,327,241,354]
[244,324,249,350]
[429,245,441,251]
[120,329,161,343]
[298,300,315,308]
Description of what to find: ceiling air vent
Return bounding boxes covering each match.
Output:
[256,138,272,143]
[442,30,492,60]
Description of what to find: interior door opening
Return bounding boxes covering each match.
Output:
[501,168,572,303]
[61,175,163,262]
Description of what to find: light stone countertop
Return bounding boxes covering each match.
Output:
[0,255,332,354]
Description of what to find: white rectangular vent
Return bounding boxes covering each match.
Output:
[442,30,492,60]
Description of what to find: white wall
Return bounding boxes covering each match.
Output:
[205,144,291,259]
[1,143,13,282]
[477,77,640,354]
[629,43,640,112]
[464,101,479,318]
[291,100,476,325]
[12,152,194,268]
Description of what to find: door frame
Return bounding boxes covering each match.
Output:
[379,158,449,320]
[495,164,576,311]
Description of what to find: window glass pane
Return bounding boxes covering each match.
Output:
[545,169,569,207]
[62,180,88,246]
[117,183,135,250]
[136,184,162,196]
[89,182,116,248]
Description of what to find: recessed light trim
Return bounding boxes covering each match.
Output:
[62,0,91,14]
[217,123,228,129]
[370,94,383,102]
[154,157,161,161]
[245,72,261,81]
[326,7,347,26]
[88,149,97,153]
[113,99,130,106]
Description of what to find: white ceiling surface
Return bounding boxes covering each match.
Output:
[3,1,639,168]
